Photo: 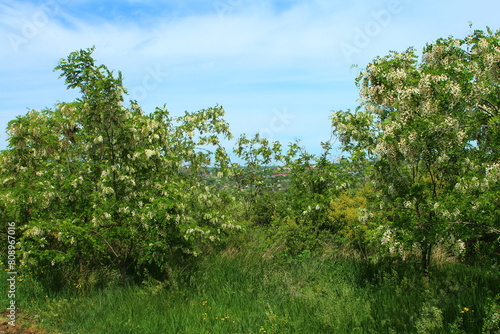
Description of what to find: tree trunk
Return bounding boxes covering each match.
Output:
[119,261,127,286]
[421,243,432,277]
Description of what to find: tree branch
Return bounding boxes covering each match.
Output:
[91,229,120,259]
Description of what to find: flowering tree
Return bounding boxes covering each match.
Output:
[0,47,240,286]
[332,28,500,272]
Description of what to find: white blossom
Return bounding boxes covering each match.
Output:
[102,186,114,195]
[381,229,392,245]
[144,149,156,159]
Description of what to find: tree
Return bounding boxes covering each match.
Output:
[332,27,500,273]
[0,47,240,287]
[230,133,283,222]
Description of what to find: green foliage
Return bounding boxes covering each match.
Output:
[10,244,498,334]
[265,141,354,254]
[227,135,355,254]
[332,27,500,271]
[1,28,500,333]
[0,47,240,287]
[230,133,284,222]
[483,294,500,333]
[329,183,383,259]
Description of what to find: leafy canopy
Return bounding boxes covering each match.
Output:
[332,27,500,270]
[0,47,240,284]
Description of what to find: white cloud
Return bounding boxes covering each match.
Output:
[1,0,499,153]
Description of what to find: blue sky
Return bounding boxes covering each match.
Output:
[1,0,499,156]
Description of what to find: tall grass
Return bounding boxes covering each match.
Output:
[3,245,499,333]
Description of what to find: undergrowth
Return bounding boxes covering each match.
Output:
[2,242,498,334]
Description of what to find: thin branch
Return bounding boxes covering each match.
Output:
[91,229,120,259]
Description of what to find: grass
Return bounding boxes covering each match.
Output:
[2,245,499,333]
